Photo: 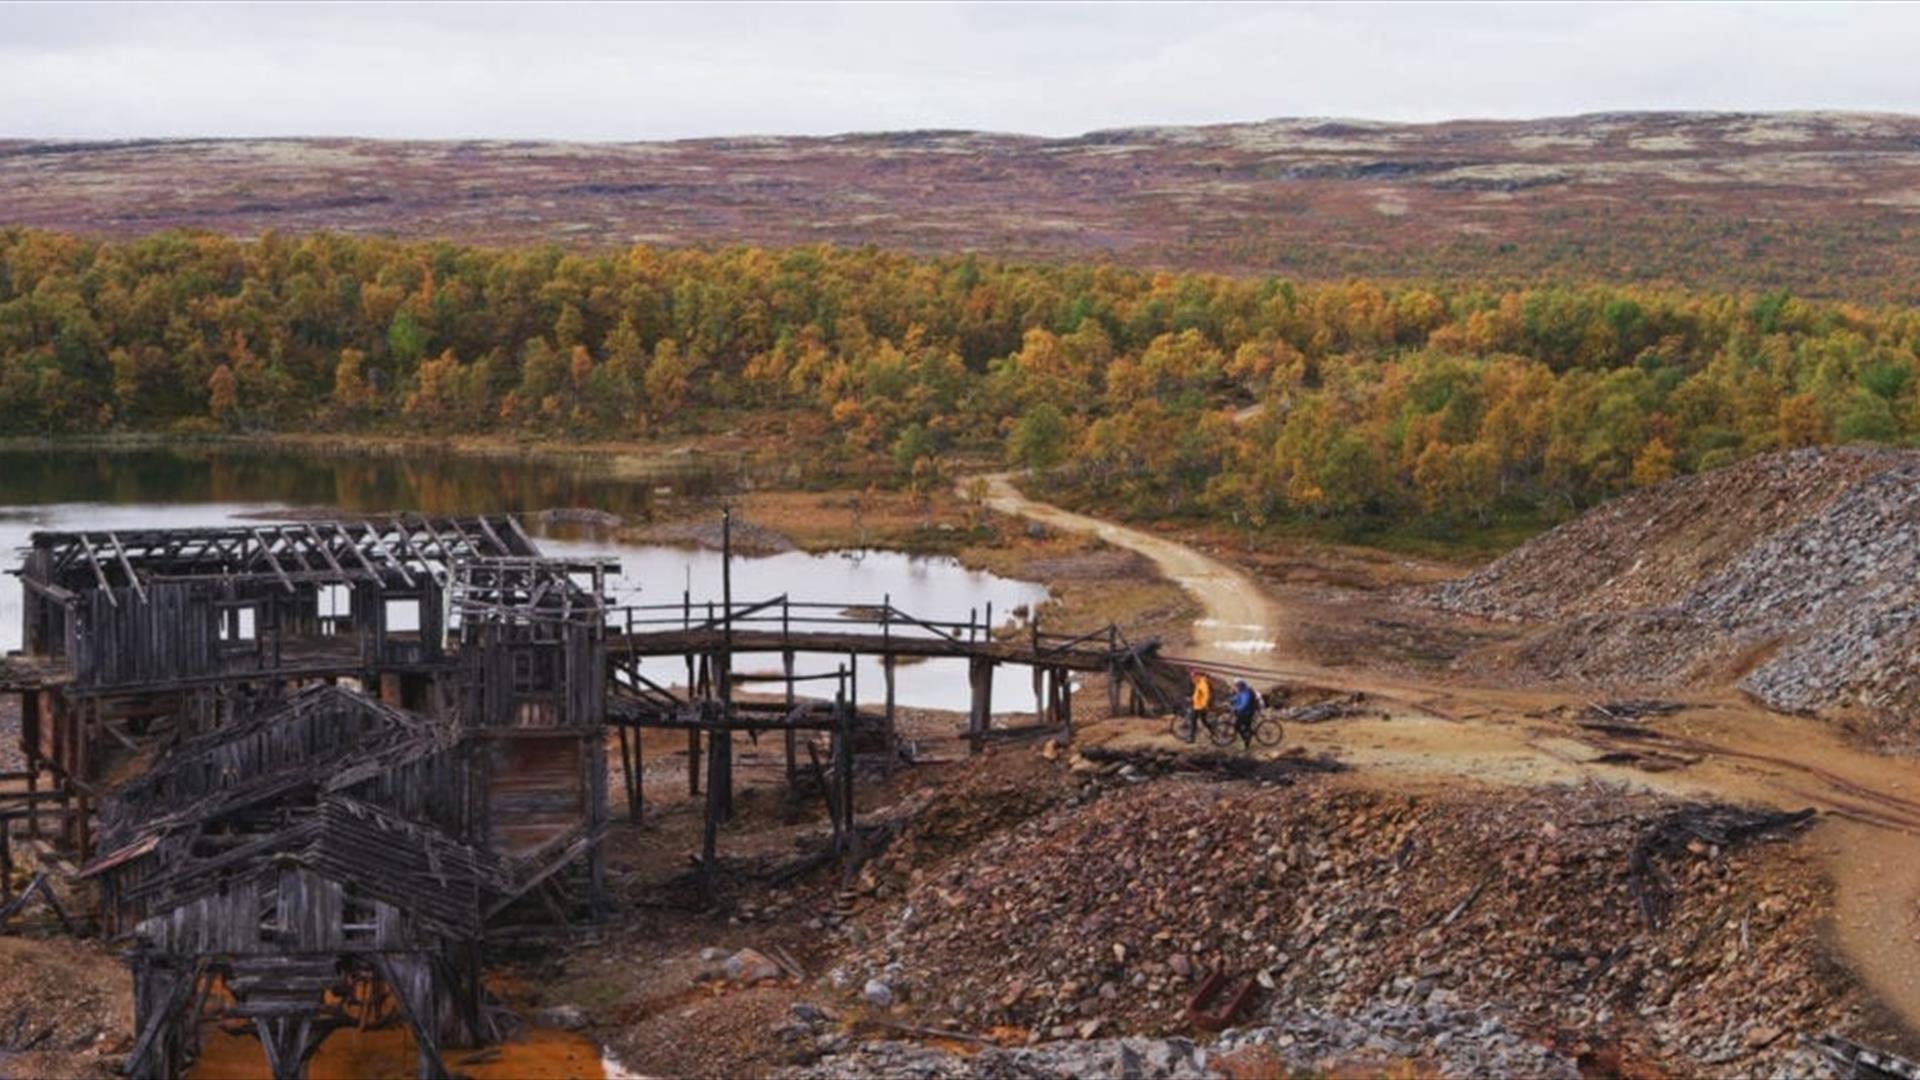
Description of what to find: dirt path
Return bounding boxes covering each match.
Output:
[978,471,1920,1037]
[978,473,1292,661]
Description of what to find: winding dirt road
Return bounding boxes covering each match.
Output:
[978,473,1292,663]
[977,470,1920,1036]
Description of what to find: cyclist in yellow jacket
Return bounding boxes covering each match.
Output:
[1184,669,1211,742]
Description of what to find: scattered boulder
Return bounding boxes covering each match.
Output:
[726,948,787,985]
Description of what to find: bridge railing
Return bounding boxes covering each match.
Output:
[604,593,1132,658]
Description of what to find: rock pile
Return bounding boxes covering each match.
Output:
[1430,447,1920,743]
[782,1032,1216,1080]
[1212,1001,1581,1078]
[836,774,1861,1076]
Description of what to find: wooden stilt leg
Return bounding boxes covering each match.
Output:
[783,649,797,784]
[617,724,639,824]
[687,730,700,797]
[882,654,897,777]
[1061,668,1073,741]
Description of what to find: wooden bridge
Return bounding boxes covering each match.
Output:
[577,593,1186,847]
[600,593,1181,727]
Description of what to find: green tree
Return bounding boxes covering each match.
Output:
[1008,402,1070,470]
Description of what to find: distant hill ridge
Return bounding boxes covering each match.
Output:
[5,111,1920,296]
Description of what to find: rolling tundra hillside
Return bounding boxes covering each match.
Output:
[6,111,1920,295]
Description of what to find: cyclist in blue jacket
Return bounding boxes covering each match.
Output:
[1229,680,1259,749]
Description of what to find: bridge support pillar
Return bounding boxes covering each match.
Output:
[617,723,640,824]
[1059,667,1073,741]
[783,650,797,785]
[968,657,993,754]
[687,730,700,797]
[882,654,897,777]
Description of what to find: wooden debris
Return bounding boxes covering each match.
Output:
[1584,699,1686,724]
[1076,745,1346,783]
[1628,804,1816,929]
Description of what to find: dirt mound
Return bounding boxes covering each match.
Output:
[1431,448,1920,738]
[836,772,1862,1076]
[0,936,131,1078]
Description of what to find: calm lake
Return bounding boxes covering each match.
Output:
[0,445,1051,712]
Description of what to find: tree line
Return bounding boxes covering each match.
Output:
[5,228,1920,533]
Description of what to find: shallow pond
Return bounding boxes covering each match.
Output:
[0,445,1050,712]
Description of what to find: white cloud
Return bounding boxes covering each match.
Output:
[0,1,1915,140]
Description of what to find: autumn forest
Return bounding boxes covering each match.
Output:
[5,227,1919,539]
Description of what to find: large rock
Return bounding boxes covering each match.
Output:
[725,948,785,985]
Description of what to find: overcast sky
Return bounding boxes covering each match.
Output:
[3,1,1916,141]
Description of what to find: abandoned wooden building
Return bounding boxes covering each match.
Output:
[80,683,533,1079]
[2,515,613,863]
[0,517,617,1078]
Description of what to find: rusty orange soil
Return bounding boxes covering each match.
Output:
[188,1024,604,1080]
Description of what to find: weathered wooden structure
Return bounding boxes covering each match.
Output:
[602,588,1182,868]
[0,509,1184,1077]
[447,555,613,903]
[0,517,616,1077]
[1,516,610,862]
[79,676,607,1076]
[78,684,499,1078]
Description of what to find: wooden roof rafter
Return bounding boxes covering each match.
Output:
[105,533,150,604]
[24,514,565,597]
[74,533,117,607]
[247,528,298,594]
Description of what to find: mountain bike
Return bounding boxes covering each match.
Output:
[1169,705,1284,749]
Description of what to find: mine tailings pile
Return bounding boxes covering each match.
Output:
[809,758,1866,1078]
[1431,446,1920,747]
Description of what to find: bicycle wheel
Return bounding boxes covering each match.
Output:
[1168,711,1196,743]
[1206,713,1238,747]
[1254,715,1285,748]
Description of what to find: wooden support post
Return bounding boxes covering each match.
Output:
[687,730,701,797]
[782,649,797,785]
[811,739,842,854]
[76,790,91,862]
[1060,667,1074,741]
[836,691,855,835]
[967,657,994,755]
[708,713,732,826]
[616,723,639,824]
[1,825,11,903]
[685,650,700,796]
[74,700,91,859]
[701,737,723,895]
[882,653,897,778]
[1032,665,1045,728]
